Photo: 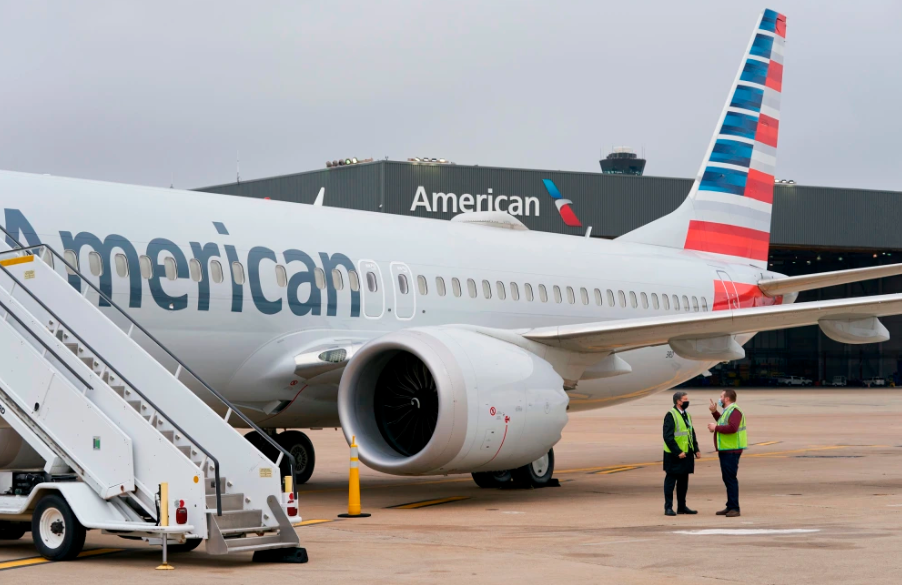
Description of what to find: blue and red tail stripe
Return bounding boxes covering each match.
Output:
[685,221,770,261]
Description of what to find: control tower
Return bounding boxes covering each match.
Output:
[599,147,646,176]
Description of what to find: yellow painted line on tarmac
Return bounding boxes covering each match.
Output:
[589,466,639,475]
[388,496,470,509]
[292,518,334,527]
[753,441,781,447]
[0,548,124,572]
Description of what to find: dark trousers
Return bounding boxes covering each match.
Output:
[664,472,689,511]
[718,451,742,511]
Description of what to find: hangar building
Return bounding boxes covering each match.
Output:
[198,160,902,387]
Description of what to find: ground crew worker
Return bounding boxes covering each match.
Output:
[663,391,700,516]
[707,389,747,517]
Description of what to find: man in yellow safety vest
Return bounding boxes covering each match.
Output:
[663,391,700,516]
[707,389,747,517]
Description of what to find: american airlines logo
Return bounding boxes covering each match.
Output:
[409,180,582,226]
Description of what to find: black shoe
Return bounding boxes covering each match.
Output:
[677,507,698,515]
[665,509,677,516]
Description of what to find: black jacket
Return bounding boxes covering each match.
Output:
[662,409,700,474]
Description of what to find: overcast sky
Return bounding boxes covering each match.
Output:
[0,1,899,191]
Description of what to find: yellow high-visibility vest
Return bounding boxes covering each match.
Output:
[663,408,694,454]
[716,404,748,451]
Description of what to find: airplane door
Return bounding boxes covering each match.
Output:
[716,270,740,311]
[390,262,416,320]
[358,260,384,319]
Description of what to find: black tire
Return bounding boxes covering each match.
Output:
[276,431,316,485]
[0,521,28,540]
[168,538,202,553]
[471,470,512,489]
[31,494,86,561]
[511,449,555,487]
[245,430,279,459]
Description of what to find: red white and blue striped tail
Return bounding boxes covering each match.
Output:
[618,9,786,269]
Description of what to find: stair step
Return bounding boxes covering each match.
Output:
[160,430,175,442]
[215,509,263,530]
[224,540,296,554]
[220,525,277,536]
[64,342,79,353]
[225,534,283,548]
[80,356,98,370]
[177,445,192,458]
[206,493,244,512]
[127,399,142,413]
[205,478,229,495]
[110,385,126,397]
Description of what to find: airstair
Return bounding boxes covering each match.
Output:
[0,234,303,562]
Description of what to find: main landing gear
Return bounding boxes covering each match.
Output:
[472,448,555,489]
[245,430,316,486]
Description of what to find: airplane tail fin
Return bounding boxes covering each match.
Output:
[617,9,786,269]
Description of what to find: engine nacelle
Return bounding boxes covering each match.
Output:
[337,327,568,475]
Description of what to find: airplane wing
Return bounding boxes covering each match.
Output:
[758,263,902,297]
[522,293,902,355]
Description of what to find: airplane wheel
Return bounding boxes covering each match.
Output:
[244,430,279,459]
[511,449,555,487]
[0,521,28,540]
[32,494,86,561]
[168,538,202,553]
[276,431,316,485]
[472,470,512,488]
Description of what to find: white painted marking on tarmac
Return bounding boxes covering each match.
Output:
[887,504,902,507]
[674,529,820,536]
[501,511,525,514]
[581,538,653,546]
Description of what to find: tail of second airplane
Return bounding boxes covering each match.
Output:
[618,9,787,269]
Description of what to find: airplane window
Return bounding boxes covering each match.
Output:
[652,293,660,310]
[88,251,103,276]
[701,297,709,311]
[641,292,649,309]
[580,287,589,305]
[618,290,626,307]
[539,284,548,302]
[594,288,602,306]
[672,295,680,311]
[682,295,690,312]
[275,265,288,288]
[210,260,224,284]
[692,296,699,312]
[606,289,615,307]
[452,277,462,297]
[510,282,519,301]
[232,262,246,285]
[467,278,477,298]
[553,285,562,304]
[398,273,409,295]
[312,268,325,290]
[114,253,128,278]
[662,294,670,310]
[164,257,177,281]
[189,258,202,283]
[525,283,534,302]
[332,268,344,290]
[436,277,446,297]
[417,275,427,295]
[496,281,506,300]
[629,291,638,308]
[366,271,378,292]
[482,280,492,299]
[348,270,360,291]
[566,286,576,304]
[64,250,79,275]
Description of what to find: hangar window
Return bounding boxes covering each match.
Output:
[453,277,462,297]
[332,268,344,290]
[210,260,223,284]
[482,280,492,299]
[164,257,178,281]
[314,267,326,290]
[232,262,246,285]
[701,297,709,311]
[525,283,534,301]
[87,251,103,276]
[618,290,626,307]
[580,287,589,305]
[641,292,649,309]
[539,284,548,302]
[629,291,638,308]
[553,285,562,304]
[606,289,615,307]
[366,271,378,292]
[348,270,360,291]
[467,278,477,298]
[436,277,446,297]
[510,282,519,301]
[417,275,427,295]
[189,258,202,282]
[692,296,699,312]
[566,286,575,304]
[662,293,670,310]
[594,288,602,306]
[113,253,128,278]
[398,273,409,295]
[682,295,690,312]
[651,293,660,310]
[63,250,79,275]
[496,281,506,300]
[672,295,680,311]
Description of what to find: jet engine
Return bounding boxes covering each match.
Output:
[337,327,568,476]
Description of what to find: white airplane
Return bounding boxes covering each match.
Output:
[2,9,901,489]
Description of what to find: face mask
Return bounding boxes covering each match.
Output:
[718,399,724,408]
[681,401,690,409]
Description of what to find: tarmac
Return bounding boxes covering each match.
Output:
[1,388,900,584]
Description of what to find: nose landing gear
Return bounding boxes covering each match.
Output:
[471,448,555,489]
